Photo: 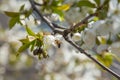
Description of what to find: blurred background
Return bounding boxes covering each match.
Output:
[0,0,120,80]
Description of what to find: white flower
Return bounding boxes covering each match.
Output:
[55,34,63,40]
[51,13,59,21]
[110,42,120,55]
[72,33,81,42]
[24,15,36,27]
[82,30,96,49]
[43,35,55,48]
[92,20,113,36]
[97,44,108,53]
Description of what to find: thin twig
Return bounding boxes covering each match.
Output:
[52,23,67,29]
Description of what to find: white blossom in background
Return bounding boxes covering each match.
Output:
[110,42,120,56]
[96,22,113,36]
[0,0,30,11]
[0,43,9,65]
[111,19,120,35]
[65,8,84,23]
[6,27,26,45]
[16,54,28,69]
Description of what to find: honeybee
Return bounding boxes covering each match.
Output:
[55,40,62,48]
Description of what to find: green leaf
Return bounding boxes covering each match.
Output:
[53,9,64,21]
[19,4,25,11]
[57,4,70,11]
[17,42,31,55]
[4,11,19,17]
[19,38,29,44]
[24,9,32,18]
[94,0,100,6]
[51,0,63,6]
[77,1,96,8]
[9,16,19,29]
[30,40,36,51]
[103,0,110,5]
[97,10,108,20]
[96,52,113,67]
[97,5,108,19]
[26,26,36,36]
[97,0,109,20]
[36,39,43,47]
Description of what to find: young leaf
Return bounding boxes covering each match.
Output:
[17,42,31,54]
[30,40,36,51]
[19,38,29,44]
[57,4,70,11]
[94,0,100,6]
[77,1,96,8]
[26,26,36,36]
[24,9,32,18]
[19,4,25,11]
[53,9,64,21]
[96,52,113,67]
[9,16,19,29]
[93,16,99,21]
[4,11,19,17]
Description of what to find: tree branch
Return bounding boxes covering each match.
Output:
[63,36,120,79]
[29,0,120,79]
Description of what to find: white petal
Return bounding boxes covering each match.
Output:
[97,44,108,53]
[83,30,96,49]
[43,35,55,48]
[72,33,81,42]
